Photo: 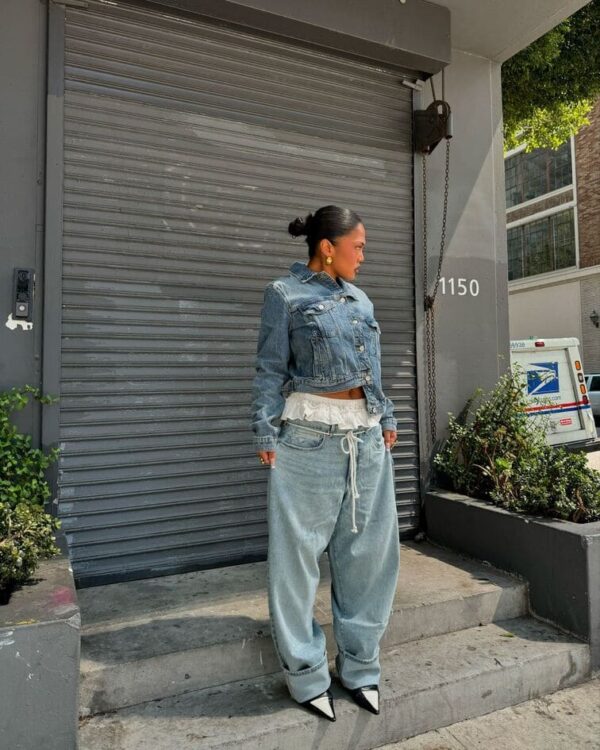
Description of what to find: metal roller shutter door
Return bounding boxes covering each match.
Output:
[58,0,421,585]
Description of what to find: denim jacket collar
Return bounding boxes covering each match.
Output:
[289,261,357,298]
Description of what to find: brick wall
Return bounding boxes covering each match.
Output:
[574,98,600,269]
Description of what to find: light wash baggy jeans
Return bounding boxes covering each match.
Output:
[266,417,401,703]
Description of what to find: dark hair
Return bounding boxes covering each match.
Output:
[288,205,362,258]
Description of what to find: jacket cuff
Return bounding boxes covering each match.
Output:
[380,417,397,432]
[253,435,278,452]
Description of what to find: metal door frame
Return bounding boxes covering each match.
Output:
[42,2,66,512]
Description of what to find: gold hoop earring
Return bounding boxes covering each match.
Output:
[325,256,333,265]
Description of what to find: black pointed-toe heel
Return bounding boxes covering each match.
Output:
[350,684,380,715]
[301,688,336,721]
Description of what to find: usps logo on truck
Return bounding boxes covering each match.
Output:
[526,362,560,396]
[510,337,597,447]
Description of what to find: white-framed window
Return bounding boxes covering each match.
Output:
[505,136,579,282]
[504,139,572,209]
[507,208,577,280]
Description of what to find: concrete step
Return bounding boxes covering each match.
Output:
[377,677,600,750]
[78,616,591,750]
[78,541,528,716]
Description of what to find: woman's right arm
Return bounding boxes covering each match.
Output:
[250,281,291,459]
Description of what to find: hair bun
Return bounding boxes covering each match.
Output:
[288,212,314,237]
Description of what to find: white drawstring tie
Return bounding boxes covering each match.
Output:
[340,430,364,534]
[280,421,367,533]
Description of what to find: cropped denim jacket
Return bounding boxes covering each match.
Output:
[251,261,397,451]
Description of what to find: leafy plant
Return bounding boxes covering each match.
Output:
[0,386,61,599]
[433,365,600,523]
[0,385,59,509]
[0,503,60,594]
[502,0,600,151]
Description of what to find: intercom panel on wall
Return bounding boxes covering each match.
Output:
[13,268,35,322]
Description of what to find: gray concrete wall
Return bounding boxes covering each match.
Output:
[0,0,47,441]
[509,280,583,342]
[581,274,600,373]
[414,49,510,474]
[137,0,451,73]
[0,554,80,750]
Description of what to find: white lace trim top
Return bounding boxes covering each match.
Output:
[281,391,382,430]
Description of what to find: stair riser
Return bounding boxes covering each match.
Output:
[382,586,527,650]
[205,649,591,750]
[80,585,528,716]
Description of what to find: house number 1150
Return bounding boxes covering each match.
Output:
[439,277,480,297]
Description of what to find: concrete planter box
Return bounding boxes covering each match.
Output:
[0,547,80,750]
[424,488,600,674]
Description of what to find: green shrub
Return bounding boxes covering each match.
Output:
[0,386,61,596]
[0,502,60,591]
[433,366,600,523]
[0,385,59,509]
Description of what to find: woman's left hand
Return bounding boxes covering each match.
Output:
[383,429,397,451]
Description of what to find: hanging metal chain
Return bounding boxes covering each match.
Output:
[423,137,450,448]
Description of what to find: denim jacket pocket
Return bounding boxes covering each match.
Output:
[298,298,340,338]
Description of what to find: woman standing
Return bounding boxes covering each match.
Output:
[251,205,400,722]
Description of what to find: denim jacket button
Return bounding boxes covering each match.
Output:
[352,319,358,324]
[358,344,365,352]
[318,304,324,310]
[365,374,372,382]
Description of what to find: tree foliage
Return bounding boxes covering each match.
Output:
[502,0,600,151]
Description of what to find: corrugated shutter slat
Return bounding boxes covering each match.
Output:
[59,0,420,585]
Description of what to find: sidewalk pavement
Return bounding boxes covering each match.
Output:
[379,677,600,749]
[587,449,600,472]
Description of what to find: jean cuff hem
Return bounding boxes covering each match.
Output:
[337,647,379,666]
[285,652,328,677]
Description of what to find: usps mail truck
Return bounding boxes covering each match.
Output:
[510,337,597,447]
